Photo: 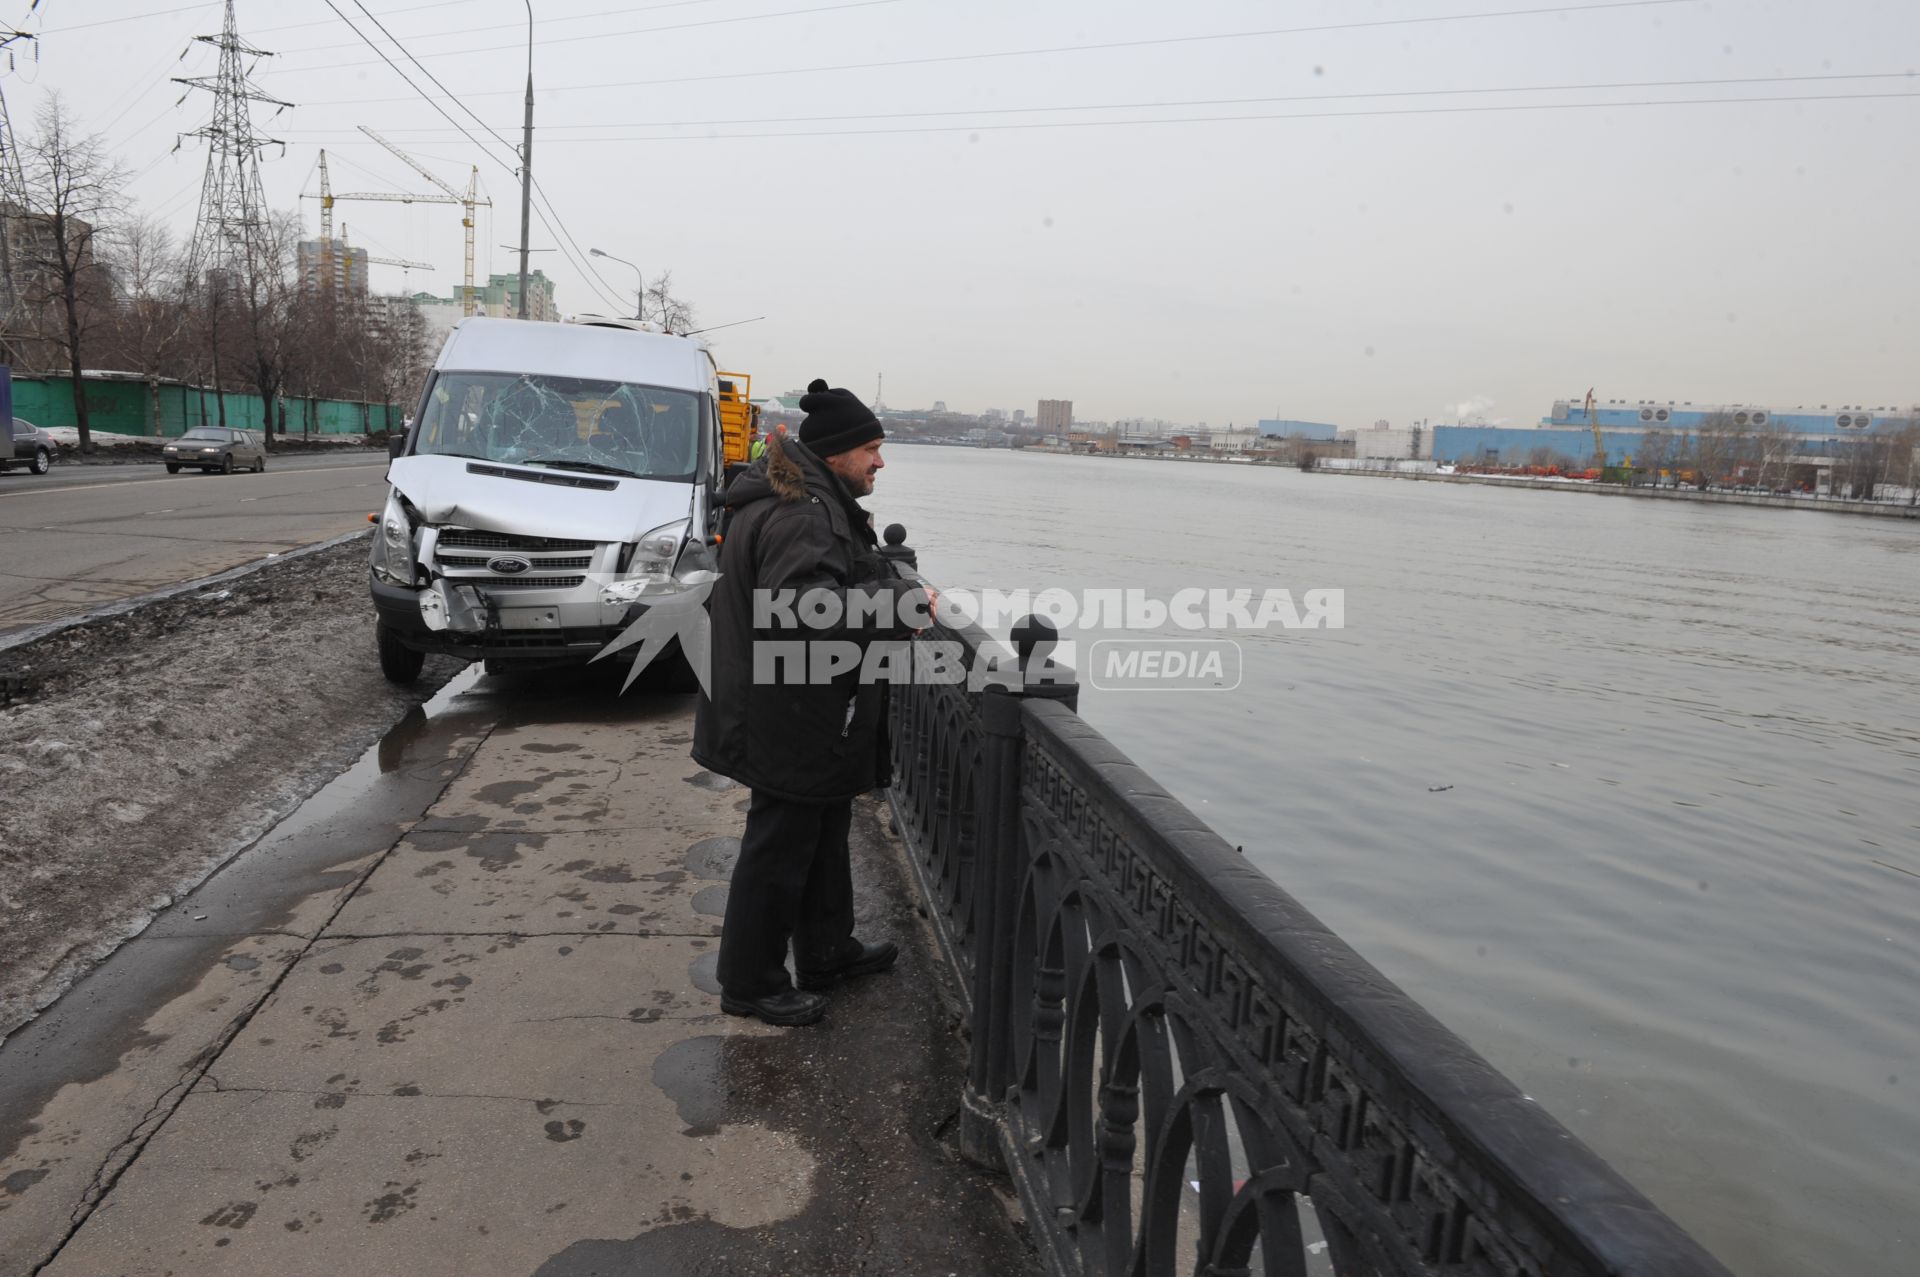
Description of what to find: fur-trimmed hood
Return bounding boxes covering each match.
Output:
[764,431,809,501]
[725,431,835,509]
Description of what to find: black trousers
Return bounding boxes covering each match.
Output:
[717,790,859,998]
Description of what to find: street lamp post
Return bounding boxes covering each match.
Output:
[517,0,533,320]
[589,248,644,322]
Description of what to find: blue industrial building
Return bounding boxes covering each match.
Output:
[1258,418,1339,440]
[1426,399,1916,467]
[1540,398,1912,436]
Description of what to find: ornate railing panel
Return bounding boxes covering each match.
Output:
[884,604,1000,1000]
[884,598,1733,1277]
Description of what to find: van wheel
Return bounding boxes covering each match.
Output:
[377,622,426,684]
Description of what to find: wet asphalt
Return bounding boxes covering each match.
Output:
[0,664,1038,1276]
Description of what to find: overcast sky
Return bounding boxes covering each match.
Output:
[6,0,1916,426]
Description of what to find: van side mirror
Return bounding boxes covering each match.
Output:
[723,461,751,487]
[389,433,407,459]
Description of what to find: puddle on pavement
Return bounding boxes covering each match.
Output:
[688,952,721,994]
[686,837,740,880]
[244,662,488,853]
[652,1037,727,1136]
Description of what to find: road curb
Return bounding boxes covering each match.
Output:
[0,527,373,656]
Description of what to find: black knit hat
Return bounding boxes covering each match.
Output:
[798,378,884,457]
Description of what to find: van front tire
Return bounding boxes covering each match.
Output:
[377,622,426,684]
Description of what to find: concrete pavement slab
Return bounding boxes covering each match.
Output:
[202,933,730,1100]
[36,1088,815,1277]
[18,679,1039,1276]
[0,934,308,1265]
[326,829,725,938]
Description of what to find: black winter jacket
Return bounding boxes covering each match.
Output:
[691,434,921,802]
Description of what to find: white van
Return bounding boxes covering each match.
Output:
[369,316,725,681]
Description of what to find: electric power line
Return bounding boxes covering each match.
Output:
[275,0,1692,83]
[528,173,631,309]
[458,89,1920,144]
[32,1,213,36]
[344,0,636,311]
[347,0,519,159]
[260,0,718,40]
[318,0,516,174]
[320,0,632,314]
[291,0,728,54]
[277,0,906,72]
[272,70,1920,138]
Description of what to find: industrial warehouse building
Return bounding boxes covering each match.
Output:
[1342,400,1918,468]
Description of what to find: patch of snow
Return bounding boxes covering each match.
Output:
[39,427,153,447]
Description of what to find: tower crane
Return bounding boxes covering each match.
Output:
[339,223,433,273]
[309,129,491,315]
[305,154,438,294]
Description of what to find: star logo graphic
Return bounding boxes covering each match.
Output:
[591,571,718,694]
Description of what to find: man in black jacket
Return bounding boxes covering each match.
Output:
[692,379,932,1026]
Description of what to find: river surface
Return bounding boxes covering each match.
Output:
[876,446,1919,1277]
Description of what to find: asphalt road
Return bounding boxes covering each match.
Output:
[0,454,392,633]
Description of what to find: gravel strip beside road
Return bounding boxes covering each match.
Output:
[0,536,461,1040]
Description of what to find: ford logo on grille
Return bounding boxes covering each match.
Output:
[487,555,533,575]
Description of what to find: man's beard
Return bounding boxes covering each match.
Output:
[831,460,876,496]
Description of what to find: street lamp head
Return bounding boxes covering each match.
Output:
[589,247,607,258]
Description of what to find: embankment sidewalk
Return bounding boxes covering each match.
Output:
[0,689,1035,1276]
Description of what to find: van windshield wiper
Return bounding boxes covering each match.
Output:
[524,457,638,478]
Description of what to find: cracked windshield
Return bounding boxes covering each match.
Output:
[416,373,702,479]
[0,3,1914,1277]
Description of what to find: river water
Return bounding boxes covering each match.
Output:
[876,446,1919,1277]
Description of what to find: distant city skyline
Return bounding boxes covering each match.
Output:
[8,1,1914,427]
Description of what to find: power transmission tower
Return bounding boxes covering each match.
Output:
[0,27,38,362]
[174,0,292,286]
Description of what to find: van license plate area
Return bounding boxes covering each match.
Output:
[499,607,562,630]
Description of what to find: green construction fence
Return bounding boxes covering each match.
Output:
[10,373,403,437]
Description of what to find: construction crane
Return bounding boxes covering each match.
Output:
[305,155,437,295]
[1585,387,1604,468]
[339,223,432,273]
[311,130,491,315]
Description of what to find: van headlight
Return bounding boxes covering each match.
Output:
[599,518,721,606]
[632,519,688,577]
[600,519,697,607]
[370,491,416,585]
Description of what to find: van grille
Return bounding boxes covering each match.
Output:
[438,529,597,553]
[436,552,593,570]
[473,576,587,591]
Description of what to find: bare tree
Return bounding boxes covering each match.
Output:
[643,271,697,335]
[1635,429,1673,486]
[99,216,191,435]
[1752,420,1796,491]
[1693,412,1752,489]
[231,209,304,447]
[13,95,127,452]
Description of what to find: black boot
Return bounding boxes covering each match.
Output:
[721,987,829,1027]
[796,939,898,991]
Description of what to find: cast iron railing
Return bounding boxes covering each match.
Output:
[882,543,1732,1277]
